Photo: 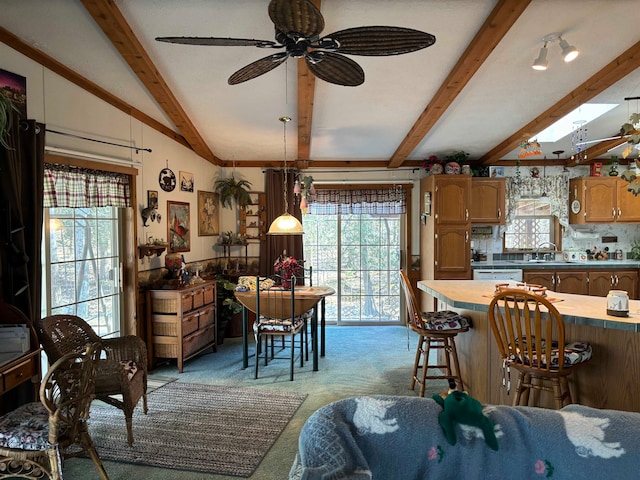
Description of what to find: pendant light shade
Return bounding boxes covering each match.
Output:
[267,116,304,235]
[267,212,304,235]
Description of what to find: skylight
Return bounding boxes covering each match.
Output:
[532,103,618,142]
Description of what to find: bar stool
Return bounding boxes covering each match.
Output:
[400,270,470,396]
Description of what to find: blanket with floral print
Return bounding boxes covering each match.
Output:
[289,395,640,480]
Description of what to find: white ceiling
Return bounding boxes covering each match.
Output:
[1,0,639,168]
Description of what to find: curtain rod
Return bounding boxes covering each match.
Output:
[46,129,151,153]
[45,146,143,168]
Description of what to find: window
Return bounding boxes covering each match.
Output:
[504,198,558,251]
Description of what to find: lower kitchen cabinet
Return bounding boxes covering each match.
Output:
[523,270,588,295]
[589,270,638,299]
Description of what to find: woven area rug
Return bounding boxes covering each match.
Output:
[88,382,307,477]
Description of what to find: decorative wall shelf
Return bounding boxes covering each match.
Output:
[138,245,167,259]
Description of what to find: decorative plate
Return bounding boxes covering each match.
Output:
[159,168,176,192]
[571,199,581,214]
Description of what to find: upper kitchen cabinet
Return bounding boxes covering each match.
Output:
[431,175,471,225]
[470,178,505,225]
[569,177,640,224]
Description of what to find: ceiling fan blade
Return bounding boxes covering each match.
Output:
[268,0,324,38]
[228,53,289,85]
[322,26,435,56]
[305,52,364,86]
[156,36,277,47]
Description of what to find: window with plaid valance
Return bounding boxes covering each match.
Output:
[43,163,131,208]
[308,186,406,215]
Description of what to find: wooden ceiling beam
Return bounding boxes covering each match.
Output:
[80,0,220,165]
[480,39,640,166]
[0,25,191,151]
[387,0,531,168]
[221,159,423,169]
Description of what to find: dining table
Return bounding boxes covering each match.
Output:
[234,285,335,371]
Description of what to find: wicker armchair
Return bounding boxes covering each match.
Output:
[36,315,148,446]
[0,345,109,480]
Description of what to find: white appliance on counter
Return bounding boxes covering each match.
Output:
[473,269,523,281]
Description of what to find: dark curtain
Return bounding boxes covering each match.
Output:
[260,169,303,276]
[0,116,45,322]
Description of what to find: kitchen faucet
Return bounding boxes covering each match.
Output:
[535,242,557,261]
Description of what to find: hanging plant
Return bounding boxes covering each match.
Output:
[213,175,252,209]
[0,90,19,149]
[620,112,640,159]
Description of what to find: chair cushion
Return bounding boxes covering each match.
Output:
[512,339,592,368]
[0,402,51,451]
[254,315,305,333]
[419,310,470,330]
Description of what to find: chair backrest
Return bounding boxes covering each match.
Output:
[40,344,99,444]
[488,289,566,373]
[36,315,102,364]
[256,275,297,320]
[399,269,424,332]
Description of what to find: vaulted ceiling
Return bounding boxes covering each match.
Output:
[1,0,639,171]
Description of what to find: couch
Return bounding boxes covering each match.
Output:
[289,395,640,479]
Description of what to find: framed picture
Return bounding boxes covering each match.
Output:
[0,68,27,118]
[167,201,190,252]
[489,166,505,178]
[180,171,194,192]
[147,190,158,209]
[197,190,219,236]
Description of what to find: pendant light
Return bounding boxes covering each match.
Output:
[268,116,304,235]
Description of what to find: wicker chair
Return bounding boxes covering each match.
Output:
[36,315,148,446]
[488,289,592,408]
[0,345,109,480]
[399,270,470,396]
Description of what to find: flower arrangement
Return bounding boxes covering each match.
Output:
[274,255,302,280]
[422,155,444,173]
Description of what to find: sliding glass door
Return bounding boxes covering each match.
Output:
[303,213,403,324]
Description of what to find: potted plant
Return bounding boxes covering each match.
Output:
[214,175,252,209]
[214,275,244,342]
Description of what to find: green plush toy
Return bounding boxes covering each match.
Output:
[432,390,499,451]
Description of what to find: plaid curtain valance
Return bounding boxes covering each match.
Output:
[308,186,406,215]
[43,163,131,208]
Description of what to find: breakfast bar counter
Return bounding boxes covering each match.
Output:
[418,280,640,411]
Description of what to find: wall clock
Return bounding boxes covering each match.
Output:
[159,167,176,192]
[571,199,581,214]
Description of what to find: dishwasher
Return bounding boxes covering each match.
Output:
[473,269,523,281]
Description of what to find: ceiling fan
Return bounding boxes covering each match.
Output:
[156,0,435,87]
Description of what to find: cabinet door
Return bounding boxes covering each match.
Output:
[614,270,638,299]
[434,176,470,225]
[588,271,615,297]
[616,180,640,222]
[470,179,505,225]
[434,225,470,279]
[584,179,616,223]
[523,271,555,290]
[555,270,588,295]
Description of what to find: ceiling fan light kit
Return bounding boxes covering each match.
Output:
[156,0,435,87]
[532,33,578,70]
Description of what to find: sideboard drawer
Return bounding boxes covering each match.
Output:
[4,358,36,392]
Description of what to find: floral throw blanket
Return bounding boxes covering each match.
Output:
[289,395,640,479]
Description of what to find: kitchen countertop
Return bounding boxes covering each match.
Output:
[418,279,640,332]
[471,259,640,270]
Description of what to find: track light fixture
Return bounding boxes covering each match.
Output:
[532,33,579,71]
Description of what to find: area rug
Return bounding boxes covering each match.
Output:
[88,382,307,477]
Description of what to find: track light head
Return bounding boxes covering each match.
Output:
[532,43,548,71]
[558,36,579,62]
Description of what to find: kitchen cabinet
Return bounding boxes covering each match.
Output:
[147,281,217,373]
[523,269,588,295]
[589,270,638,299]
[420,175,471,288]
[470,178,505,225]
[569,177,640,224]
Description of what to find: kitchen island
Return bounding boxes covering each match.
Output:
[418,279,640,412]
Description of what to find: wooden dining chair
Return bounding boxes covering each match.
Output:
[399,270,470,397]
[488,289,592,408]
[253,275,307,381]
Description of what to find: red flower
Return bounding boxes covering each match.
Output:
[274,256,302,279]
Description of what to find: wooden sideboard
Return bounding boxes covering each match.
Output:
[0,303,41,413]
[147,281,217,373]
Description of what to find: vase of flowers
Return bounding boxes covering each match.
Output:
[274,254,302,289]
